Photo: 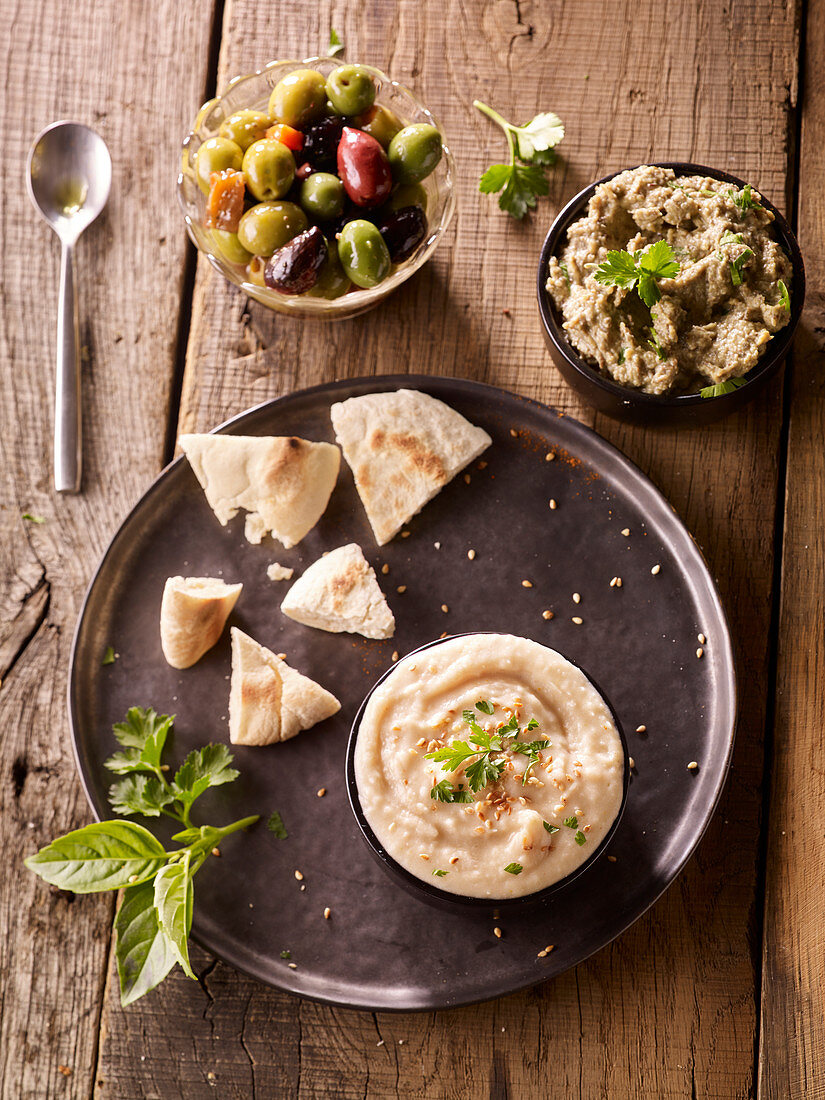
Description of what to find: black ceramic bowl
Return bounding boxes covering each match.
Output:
[537,162,806,427]
[345,633,630,914]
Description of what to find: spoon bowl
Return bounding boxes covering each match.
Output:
[26,122,111,492]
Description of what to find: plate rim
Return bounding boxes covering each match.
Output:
[67,373,738,1012]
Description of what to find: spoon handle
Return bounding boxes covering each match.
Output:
[55,241,81,492]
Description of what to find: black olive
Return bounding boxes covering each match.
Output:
[375,205,428,262]
[264,226,328,294]
[301,116,345,169]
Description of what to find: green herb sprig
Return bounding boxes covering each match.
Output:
[778,280,791,311]
[426,702,550,798]
[593,240,680,308]
[474,100,564,220]
[328,28,344,56]
[699,377,747,399]
[25,707,258,1006]
[730,183,760,213]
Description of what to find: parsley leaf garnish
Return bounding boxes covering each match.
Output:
[22,512,46,524]
[647,328,667,361]
[430,779,474,803]
[594,241,680,308]
[730,183,760,212]
[474,100,564,220]
[574,831,587,846]
[267,811,288,839]
[475,700,495,715]
[563,816,579,829]
[102,646,117,666]
[778,280,790,311]
[432,869,448,877]
[280,950,291,959]
[465,755,505,791]
[504,862,523,875]
[428,710,548,794]
[543,821,559,834]
[327,28,344,56]
[699,377,747,399]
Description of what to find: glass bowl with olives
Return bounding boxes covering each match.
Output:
[177,57,455,320]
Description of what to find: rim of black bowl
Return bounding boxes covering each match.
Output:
[345,632,631,911]
[536,162,806,408]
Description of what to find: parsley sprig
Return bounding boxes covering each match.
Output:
[730,183,761,213]
[25,707,258,1006]
[593,240,680,308]
[427,702,550,797]
[474,100,564,220]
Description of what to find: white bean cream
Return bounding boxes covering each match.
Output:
[354,634,625,898]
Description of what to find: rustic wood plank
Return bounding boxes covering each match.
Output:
[97,0,799,1097]
[0,2,216,1096]
[757,5,825,1097]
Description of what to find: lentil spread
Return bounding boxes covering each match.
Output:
[354,634,625,899]
[546,165,793,395]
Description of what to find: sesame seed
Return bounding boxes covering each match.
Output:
[687,760,699,771]
[401,530,411,538]
[545,944,555,953]
[478,460,488,469]
[542,609,554,620]
[377,1040,385,1047]
[381,563,389,574]
[419,853,429,860]
[397,585,407,593]
[609,577,617,587]
[317,787,326,797]
[572,616,583,625]
[449,855,460,864]
[468,549,476,560]
[392,651,399,662]
[616,577,623,588]
[698,633,706,644]
[522,580,533,588]
[607,855,617,862]
[323,907,331,919]
[440,631,448,638]
[211,847,221,857]
[545,451,555,461]
[696,647,704,659]
[434,541,441,549]
[537,949,547,958]
[549,499,557,509]
[288,962,297,969]
[572,592,581,604]
[651,564,661,575]
[464,473,471,484]
[417,737,428,747]
[621,528,631,537]
[493,927,502,939]
[441,604,449,613]
[636,725,646,733]
[128,875,138,883]
[294,870,304,881]
[510,428,518,438]
[628,757,636,769]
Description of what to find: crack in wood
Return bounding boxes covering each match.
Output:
[0,572,50,686]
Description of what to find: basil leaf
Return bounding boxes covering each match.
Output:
[25,821,167,893]
[115,880,177,1006]
[153,851,196,980]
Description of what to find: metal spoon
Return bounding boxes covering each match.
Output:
[26,121,112,493]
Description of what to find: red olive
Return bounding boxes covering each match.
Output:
[264,226,328,294]
[336,126,393,209]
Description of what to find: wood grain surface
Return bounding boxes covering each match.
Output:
[1,0,818,1096]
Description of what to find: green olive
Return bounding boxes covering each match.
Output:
[269,69,328,128]
[209,229,253,266]
[307,239,351,299]
[246,255,267,287]
[388,181,428,213]
[242,139,295,201]
[194,137,243,194]
[388,124,443,185]
[219,109,271,151]
[299,172,345,221]
[325,65,377,117]
[353,104,403,149]
[337,219,391,288]
[237,202,309,257]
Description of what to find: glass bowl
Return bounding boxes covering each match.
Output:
[177,57,455,321]
[537,162,805,426]
[346,633,629,914]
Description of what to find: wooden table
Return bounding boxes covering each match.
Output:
[2,1,822,1096]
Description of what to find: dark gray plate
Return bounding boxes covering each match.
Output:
[69,375,736,1012]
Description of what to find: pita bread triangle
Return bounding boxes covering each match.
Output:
[229,627,340,746]
[329,389,491,545]
[280,543,395,639]
[179,433,340,548]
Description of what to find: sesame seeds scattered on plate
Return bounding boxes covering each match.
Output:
[549,499,558,510]
[651,564,661,575]
[572,616,583,625]
[468,548,476,560]
[542,609,554,620]
[621,527,631,537]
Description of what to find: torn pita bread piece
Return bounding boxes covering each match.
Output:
[179,433,340,548]
[228,627,340,746]
[160,576,242,669]
[329,389,492,545]
[281,543,395,639]
[266,562,294,581]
